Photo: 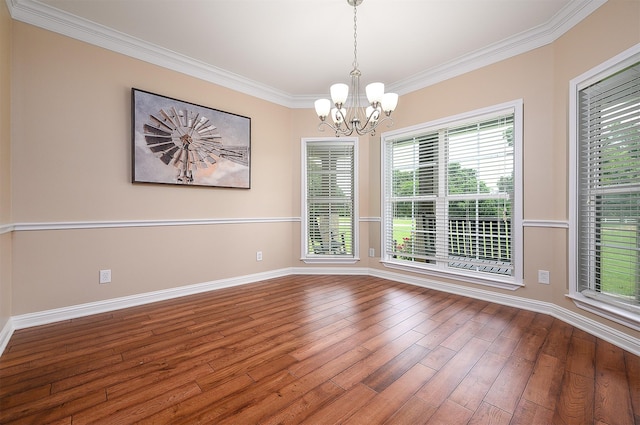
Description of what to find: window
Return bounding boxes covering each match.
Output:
[381,101,522,287]
[302,138,358,263]
[569,45,640,328]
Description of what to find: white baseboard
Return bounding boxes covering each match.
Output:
[0,318,15,356]
[0,268,291,355]
[2,267,638,357]
[369,268,640,356]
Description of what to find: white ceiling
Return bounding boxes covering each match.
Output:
[8,0,606,107]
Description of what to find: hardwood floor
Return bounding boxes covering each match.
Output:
[1,275,639,424]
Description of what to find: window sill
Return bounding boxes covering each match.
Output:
[567,292,640,332]
[381,259,523,291]
[302,256,360,265]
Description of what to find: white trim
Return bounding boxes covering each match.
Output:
[371,268,545,311]
[380,100,524,286]
[5,0,606,108]
[2,266,638,357]
[551,302,640,356]
[522,220,569,229]
[11,217,299,232]
[300,137,359,262]
[290,267,370,276]
[6,0,294,107]
[9,268,292,331]
[381,101,521,140]
[2,216,378,233]
[359,217,381,223]
[512,101,524,284]
[567,293,640,332]
[301,257,361,265]
[368,268,640,357]
[0,319,15,356]
[571,43,640,92]
[380,260,524,291]
[362,218,565,227]
[389,0,607,96]
[0,223,14,235]
[568,42,640,328]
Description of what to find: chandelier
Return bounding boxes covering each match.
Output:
[314,0,398,137]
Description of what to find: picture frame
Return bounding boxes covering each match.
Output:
[132,88,251,188]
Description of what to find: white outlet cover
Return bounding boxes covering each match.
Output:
[99,269,111,284]
[538,270,550,284]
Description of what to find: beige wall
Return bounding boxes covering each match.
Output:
[0,1,12,331]
[10,23,295,314]
[4,0,640,345]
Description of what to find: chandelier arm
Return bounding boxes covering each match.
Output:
[318,114,394,137]
[354,114,395,136]
[354,107,378,131]
[374,115,395,130]
[336,107,349,127]
[317,121,354,137]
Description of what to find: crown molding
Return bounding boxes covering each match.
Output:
[388,0,608,95]
[6,0,296,107]
[7,0,607,108]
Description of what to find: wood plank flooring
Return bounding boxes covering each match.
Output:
[1,275,639,424]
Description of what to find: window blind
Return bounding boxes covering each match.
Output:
[577,60,640,310]
[445,115,514,274]
[305,141,355,256]
[384,111,515,278]
[384,132,439,264]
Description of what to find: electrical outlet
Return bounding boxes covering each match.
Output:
[538,270,550,284]
[256,251,263,261]
[99,269,111,284]
[369,248,375,257]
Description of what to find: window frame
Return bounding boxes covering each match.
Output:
[301,137,359,264]
[568,43,640,331]
[380,101,523,289]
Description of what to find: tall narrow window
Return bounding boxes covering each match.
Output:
[382,101,522,287]
[570,46,640,323]
[302,138,358,262]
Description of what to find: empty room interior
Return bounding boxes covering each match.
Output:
[1,0,639,423]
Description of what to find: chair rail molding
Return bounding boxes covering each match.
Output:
[10,217,300,232]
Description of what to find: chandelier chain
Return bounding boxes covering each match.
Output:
[352,2,358,71]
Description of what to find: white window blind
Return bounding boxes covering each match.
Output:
[577,59,640,311]
[303,140,356,258]
[383,104,520,283]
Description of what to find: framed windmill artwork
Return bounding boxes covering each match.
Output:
[132,88,251,188]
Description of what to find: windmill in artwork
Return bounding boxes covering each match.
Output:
[143,108,249,184]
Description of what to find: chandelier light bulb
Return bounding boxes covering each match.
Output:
[315,99,331,119]
[330,83,349,105]
[365,82,385,104]
[381,92,399,114]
